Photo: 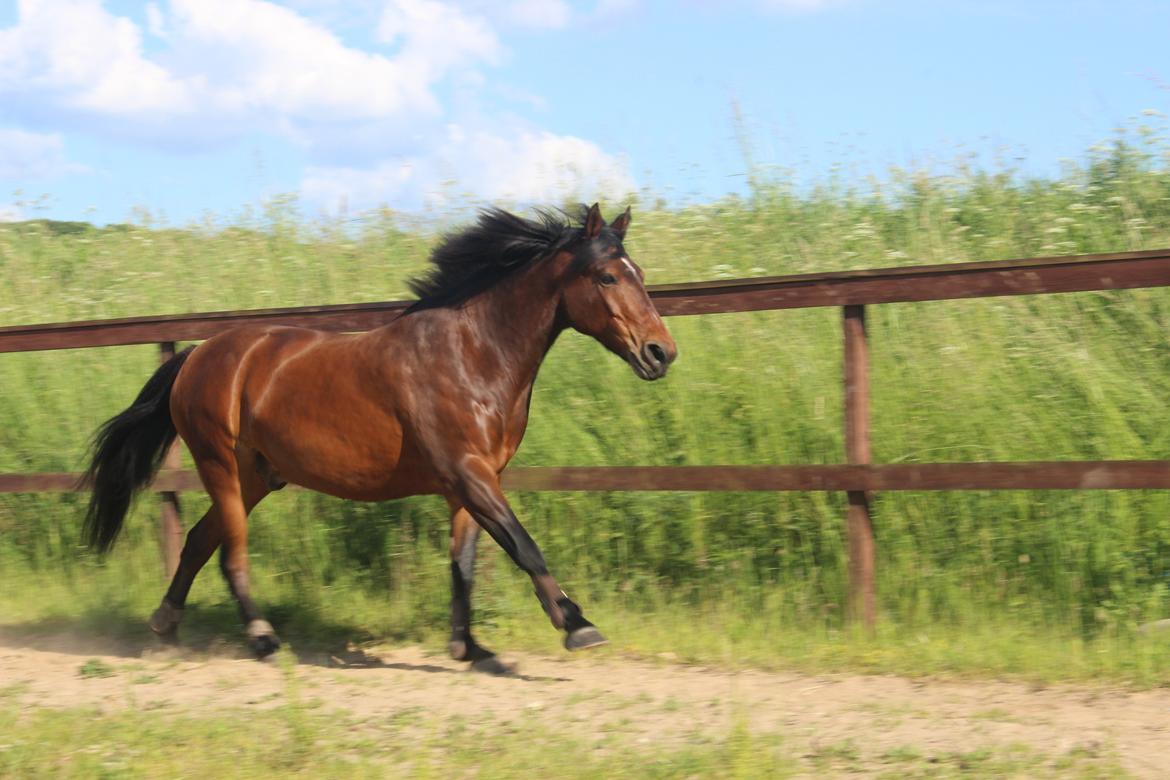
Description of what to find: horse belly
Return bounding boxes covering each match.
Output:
[281,458,439,502]
[242,372,433,501]
[248,394,396,493]
[250,414,438,500]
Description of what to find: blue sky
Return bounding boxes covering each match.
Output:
[1,0,1167,225]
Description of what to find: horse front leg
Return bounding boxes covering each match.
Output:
[451,457,606,651]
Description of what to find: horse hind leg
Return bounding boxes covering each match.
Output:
[164,444,273,659]
[214,449,277,658]
[150,505,223,640]
[149,448,272,653]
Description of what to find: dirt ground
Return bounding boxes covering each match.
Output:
[1,631,1167,778]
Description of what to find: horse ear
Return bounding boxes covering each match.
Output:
[583,202,605,239]
[610,205,632,239]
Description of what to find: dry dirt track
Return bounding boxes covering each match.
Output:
[1,633,1167,778]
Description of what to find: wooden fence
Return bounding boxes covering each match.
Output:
[2,247,1169,627]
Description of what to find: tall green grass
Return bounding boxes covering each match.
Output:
[1,132,1168,682]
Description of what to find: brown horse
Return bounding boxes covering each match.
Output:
[83,203,677,663]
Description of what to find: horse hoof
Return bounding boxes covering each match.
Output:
[246,620,281,660]
[470,655,516,676]
[564,625,608,651]
[448,639,473,661]
[155,630,180,647]
[250,633,281,660]
[148,601,183,638]
[450,638,497,663]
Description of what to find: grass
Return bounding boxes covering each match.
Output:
[0,648,803,780]
[0,700,1130,779]
[2,126,1170,686]
[77,659,116,680]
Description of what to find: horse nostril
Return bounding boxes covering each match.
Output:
[645,342,668,367]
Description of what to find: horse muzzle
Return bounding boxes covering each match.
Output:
[628,340,677,381]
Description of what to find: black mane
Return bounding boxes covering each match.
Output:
[406,207,585,313]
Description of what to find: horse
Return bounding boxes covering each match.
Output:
[82,203,677,665]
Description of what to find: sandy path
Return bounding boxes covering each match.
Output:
[0,635,1166,777]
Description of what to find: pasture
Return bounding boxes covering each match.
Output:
[1,138,1169,775]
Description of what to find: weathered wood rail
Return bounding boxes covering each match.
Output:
[2,247,1168,627]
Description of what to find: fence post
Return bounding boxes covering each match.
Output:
[843,305,875,629]
[158,342,184,580]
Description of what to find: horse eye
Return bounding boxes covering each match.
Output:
[599,273,618,286]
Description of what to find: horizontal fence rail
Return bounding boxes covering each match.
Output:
[8,462,1169,495]
[2,247,1168,625]
[1,248,1167,352]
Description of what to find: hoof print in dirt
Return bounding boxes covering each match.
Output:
[564,626,608,651]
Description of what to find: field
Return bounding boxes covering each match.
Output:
[1,132,1169,774]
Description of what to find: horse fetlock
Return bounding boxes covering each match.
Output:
[246,618,276,639]
[148,600,184,636]
[555,596,590,632]
[532,580,569,627]
[536,591,566,629]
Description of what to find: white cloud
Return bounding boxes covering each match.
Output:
[465,129,634,203]
[0,128,81,179]
[0,203,24,222]
[0,0,495,128]
[0,1,633,212]
[302,159,417,211]
[0,0,193,116]
[169,0,436,121]
[303,123,635,211]
[378,0,501,82]
[145,2,168,38]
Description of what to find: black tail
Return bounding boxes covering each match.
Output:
[82,346,195,553]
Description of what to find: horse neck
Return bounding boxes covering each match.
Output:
[461,259,565,398]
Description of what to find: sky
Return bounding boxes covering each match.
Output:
[0,0,1168,225]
